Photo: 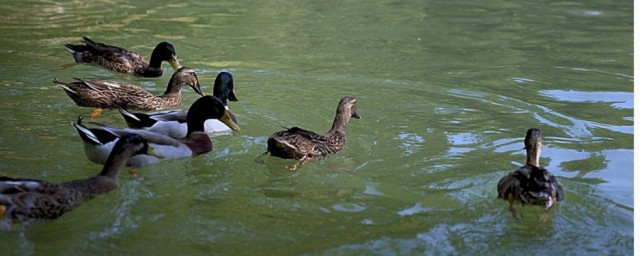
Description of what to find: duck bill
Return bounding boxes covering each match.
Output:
[191,82,205,96]
[169,56,181,70]
[228,89,239,102]
[219,109,241,131]
[352,111,361,119]
[146,145,165,158]
[544,197,555,211]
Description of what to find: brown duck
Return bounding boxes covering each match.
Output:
[265,96,360,170]
[497,128,564,217]
[64,37,181,77]
[0,134,162,221]
[54,66,205,119]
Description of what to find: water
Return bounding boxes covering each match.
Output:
[0,0,633,255]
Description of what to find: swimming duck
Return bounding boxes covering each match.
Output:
[0,134,161,221]
[73,95,240,168]
[497,128,564,217]
[64,37,181,77]
[118,71,239,138]
[264,96,360,170]
[54,66,205,119]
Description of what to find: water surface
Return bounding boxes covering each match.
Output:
[0,0,633,255]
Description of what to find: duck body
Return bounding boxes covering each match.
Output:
[0,135,157,221]
[55,67,204,113]
[497,128,564,215]
[267,127,345,160]
[0,175,114,220]
[73,119,183,167]
[497,164,564,210]
[266,96,360,170]
[64,37,181,77]
[118,71,239,138]
[73,96,240,167]
[119,109,235,138]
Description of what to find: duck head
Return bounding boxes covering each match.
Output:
[168,67,204,96]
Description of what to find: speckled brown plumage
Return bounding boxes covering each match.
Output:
[266,96,360,170]
[0,135,154,221]
[54,66,204,111]
[64,37,181,77]
[497,128,564,217]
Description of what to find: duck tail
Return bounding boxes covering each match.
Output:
[64,37,94,62]
[52,78,76,93]
[82,37,97,46]
[118,108,142,126]
[72,116,101,145]
[63,42,83,54]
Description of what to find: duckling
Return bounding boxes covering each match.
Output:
[497,128,564,218]
[264,96,360,170]
[0,134,162,221]
[64,37,181,77]
[54,66,205,119]
[118,71,239,138]
[73,96,240,168]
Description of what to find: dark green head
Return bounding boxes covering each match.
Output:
[150,42,180,70]
[213,71,238,105]
[186,96,241,135]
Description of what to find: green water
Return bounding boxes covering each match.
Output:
[0,0,633,255]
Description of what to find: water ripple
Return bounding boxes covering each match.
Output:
[540,90,633,109]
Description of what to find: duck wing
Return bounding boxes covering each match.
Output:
[87,120,182,147]
[267,127,325,159]
[0,177,71,220]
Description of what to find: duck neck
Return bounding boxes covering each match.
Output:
[98,148,129,179]
[137,66,163,77]
[186,114,207,137]
[326,111,351,136]
[147,54,163,69]
[525,144,541,167]
[163,79,183,95]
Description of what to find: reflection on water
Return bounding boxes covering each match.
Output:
[0,0,633,255]
[540,90,634,110]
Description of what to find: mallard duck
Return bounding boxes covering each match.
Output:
[0,134,161,221]
[54,66,205,119]
[118,71,239,138]
[64,37,181,77]
[497,128,564,218]
[73,95,240,168]
[264,96,360,170]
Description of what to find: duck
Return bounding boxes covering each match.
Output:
[72,95,240,168]
[54,66,205,119]
[118,71,239,138]
[497,128,564,218]
[0,134,161,221]
[264,96,360,170]
[64,37,181,77]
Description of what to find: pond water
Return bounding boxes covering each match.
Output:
[0,0,633,255]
